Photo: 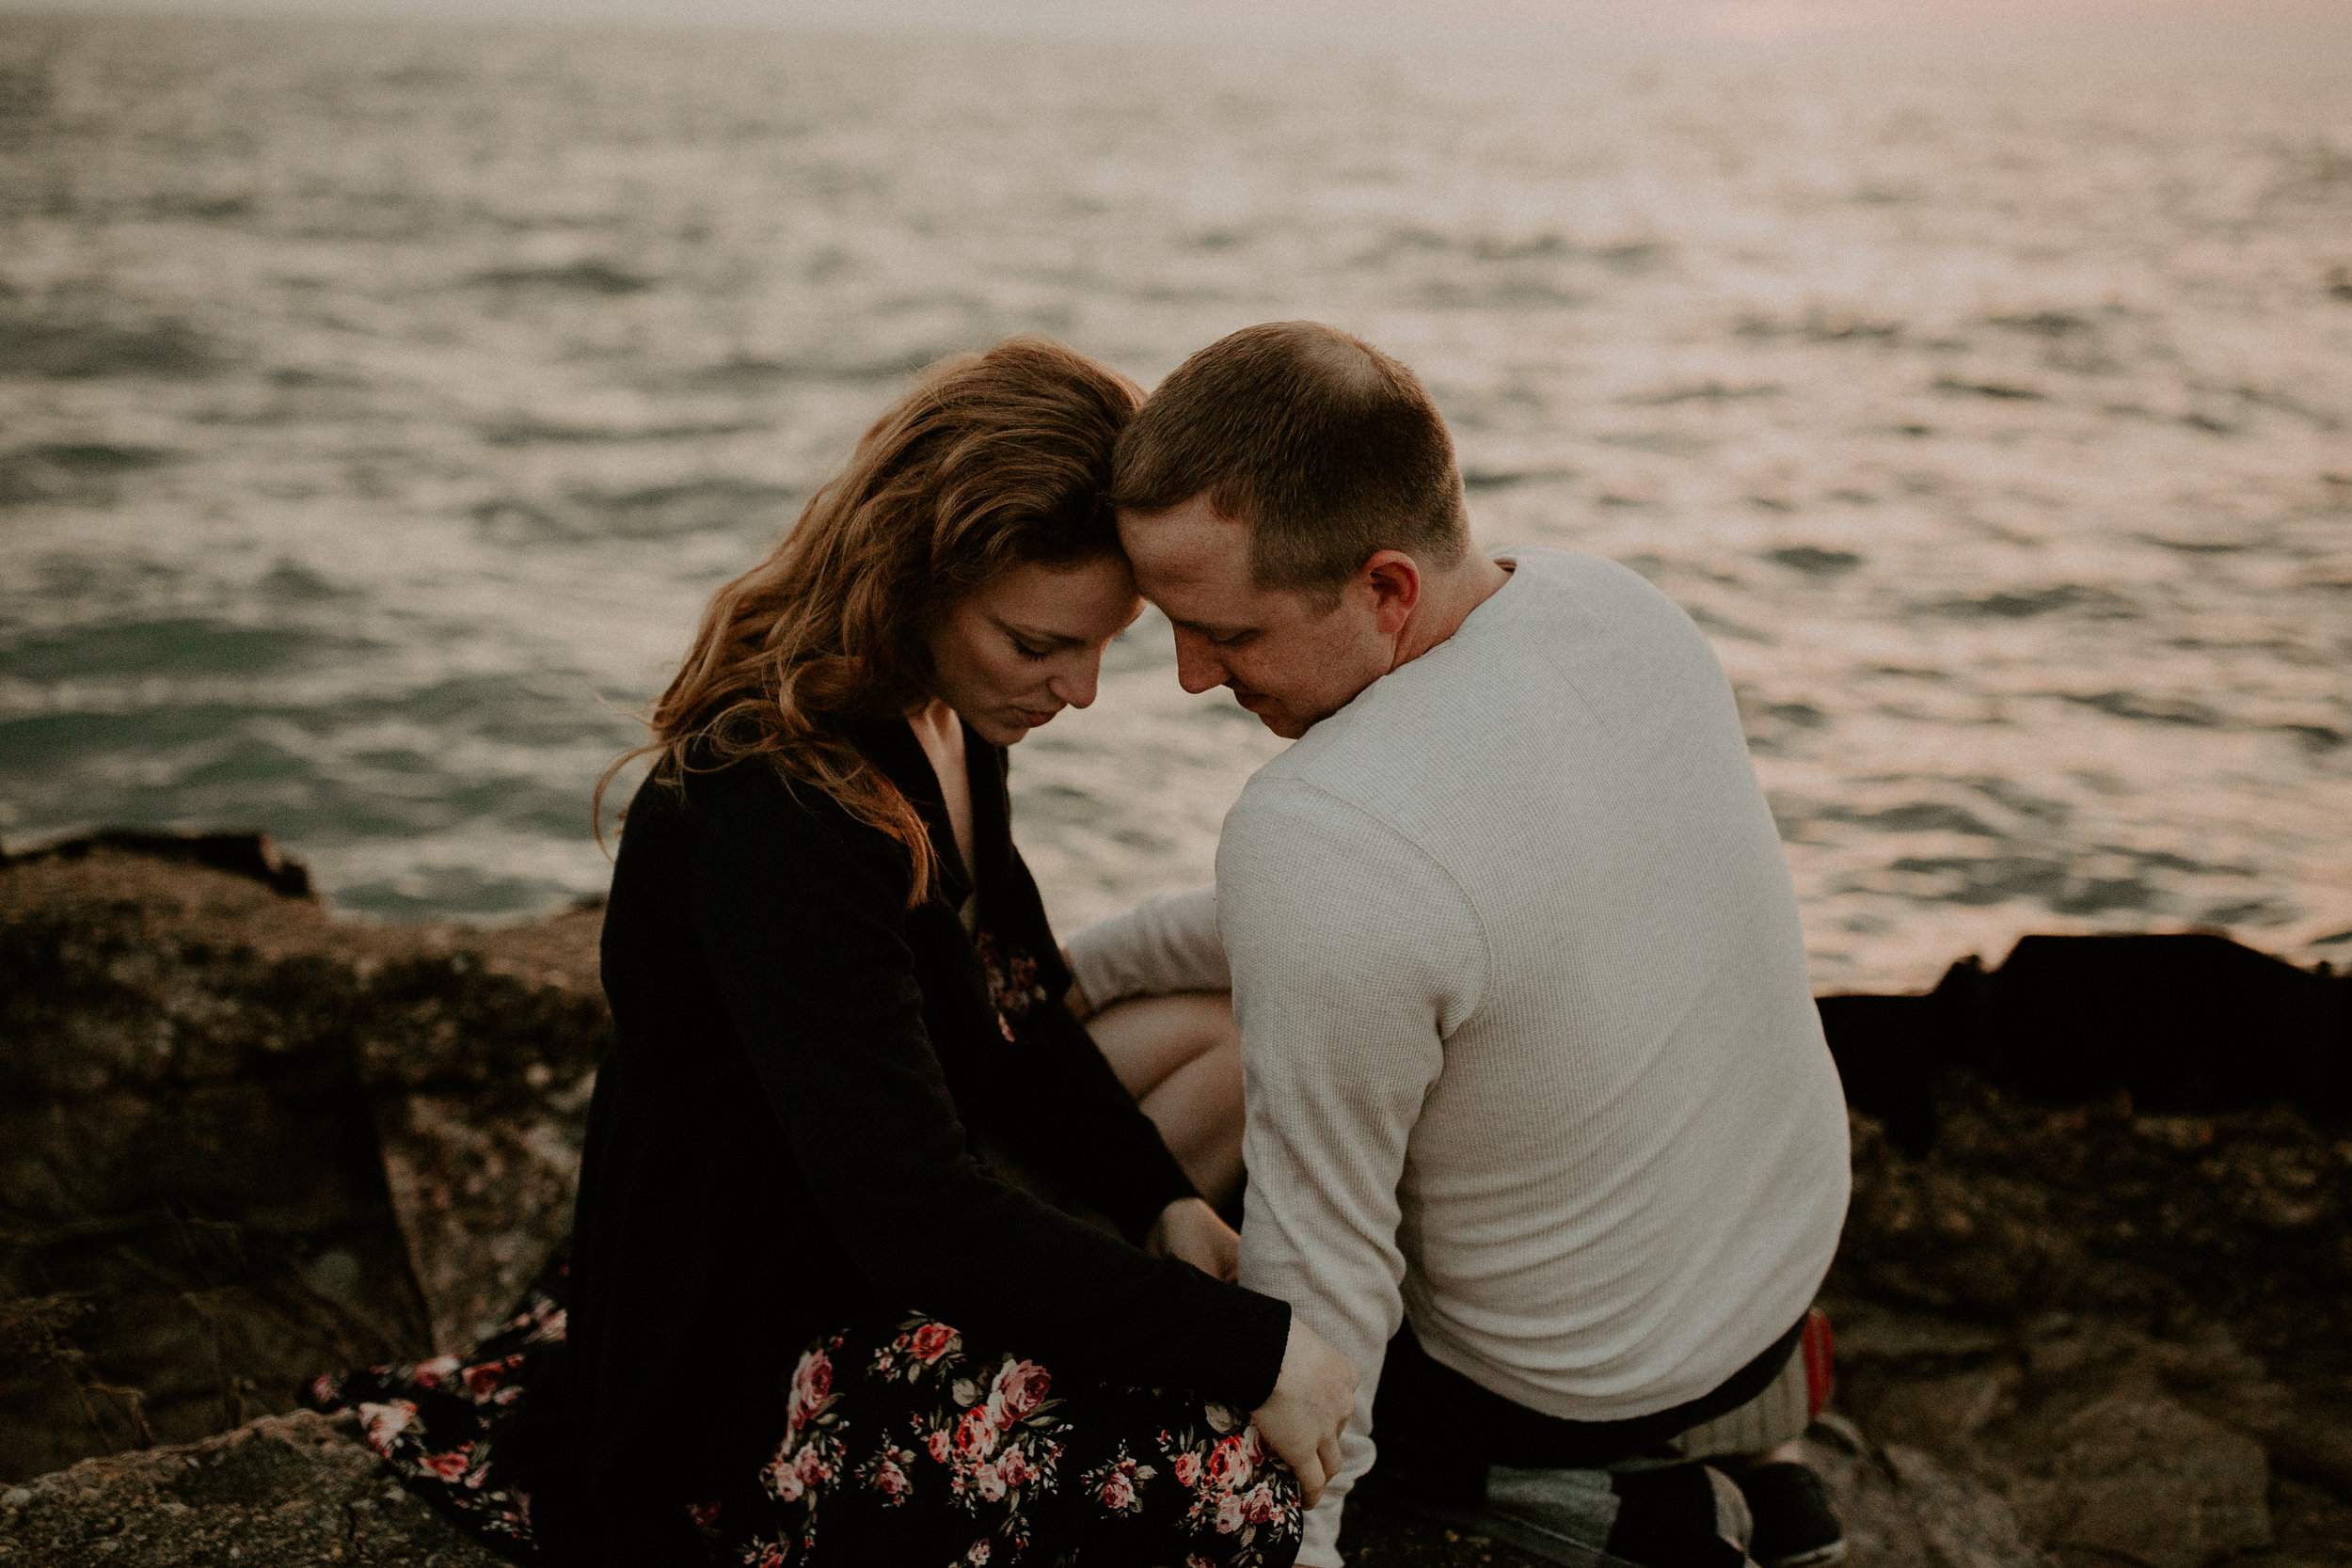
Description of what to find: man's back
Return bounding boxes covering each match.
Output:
[1219,546,1850,1555]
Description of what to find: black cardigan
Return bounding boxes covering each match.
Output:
[557,717,1291,1554]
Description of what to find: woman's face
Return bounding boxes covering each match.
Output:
[925,553,1144,748]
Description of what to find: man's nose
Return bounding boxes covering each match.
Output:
[1049,650,1102,711]
[1170,629,1225,695]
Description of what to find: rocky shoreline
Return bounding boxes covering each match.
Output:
[4,837,2348,1566]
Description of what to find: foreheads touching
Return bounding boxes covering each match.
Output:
[1110,320,1468,598]
[1108,322,1472,737]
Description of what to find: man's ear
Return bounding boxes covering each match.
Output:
[1359,549,1422,637]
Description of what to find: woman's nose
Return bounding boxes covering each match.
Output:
[1050,651,1103,710]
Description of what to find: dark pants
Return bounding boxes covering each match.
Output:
[1367,1315,1808,1505]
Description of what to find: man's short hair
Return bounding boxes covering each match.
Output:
[1111,321,1469,596]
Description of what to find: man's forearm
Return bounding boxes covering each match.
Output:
[1064,886,1229,1012]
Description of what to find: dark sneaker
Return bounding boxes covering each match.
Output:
[1602,1462,1756,1568]
[1736,1461,1847,1568]
[1364,1459,1753,1568]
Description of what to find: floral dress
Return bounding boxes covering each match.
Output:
[310,928,1303,1567]
[310,1259,1304,1567]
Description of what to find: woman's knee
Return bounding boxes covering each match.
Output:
[1087,990,1236,1100]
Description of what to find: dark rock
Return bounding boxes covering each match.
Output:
[1819,932,2352,1148]
[0,847,604,1481]
[10,838,2352,1568]
[1800,1424,2038,1568]
[1845,1364,2020,1455]
[1,829,314,900]
[0,1410,502,1566]
[0,1210,422,1483]
[2009,1390,2271,1567]
[377,1085,594,1354]
[1880,1443,2039,1568]
[1831,1077,2352,1401]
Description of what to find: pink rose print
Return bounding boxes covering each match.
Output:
[358,1399,417,1448]
[763,1444,804,1504]
[462,1357,516,1400]
[787,1348,834,1433]
[955,1405,999,1461]
[985,1359,1052,1429]
[1083,1448,1155,1518]
[995,1446,1031,1488]
[794,1443,832,1488]
[316,1284,1306,1568]
[421,1446,472,1481]
[1205,1433,1253,1492]
[976,934,1047,1020]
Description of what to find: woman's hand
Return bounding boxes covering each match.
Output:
[1251,1316,1358,1508]
[1146,1196,1239,1282]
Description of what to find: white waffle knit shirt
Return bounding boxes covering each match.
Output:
[1067,546,1851,1567]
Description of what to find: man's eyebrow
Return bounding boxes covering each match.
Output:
[1168,617,1248,638]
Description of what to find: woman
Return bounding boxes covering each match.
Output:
[311,337,1353,1567]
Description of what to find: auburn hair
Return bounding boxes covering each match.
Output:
[1110,320,1468,598]
[596,335,1142,902]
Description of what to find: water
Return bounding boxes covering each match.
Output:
[1,14,2346,990]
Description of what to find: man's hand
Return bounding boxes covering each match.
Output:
[1146,1196,1239,1282]
[1250,1316,1358,1508]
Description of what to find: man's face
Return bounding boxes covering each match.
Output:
[1119,495,1395,739]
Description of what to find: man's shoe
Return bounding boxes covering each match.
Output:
[1600,1462,1755,1568]
[1736,1462,1847,1568]
[1365,1459,1755,1568]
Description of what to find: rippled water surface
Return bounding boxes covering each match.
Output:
[2,15,2347,989]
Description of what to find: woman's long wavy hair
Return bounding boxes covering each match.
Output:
[596,335,1143,902]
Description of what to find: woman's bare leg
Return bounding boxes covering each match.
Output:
[1087,992,1245,1209]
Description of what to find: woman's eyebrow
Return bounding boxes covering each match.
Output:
[996,617,1086,648]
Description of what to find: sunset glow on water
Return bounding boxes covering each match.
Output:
[0,13,2346,990]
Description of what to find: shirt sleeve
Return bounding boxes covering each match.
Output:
[687,766,1292,1409]
[1221,778,1490,1567]
[1064,886,1230,1009]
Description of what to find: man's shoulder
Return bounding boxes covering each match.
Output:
[1251,546,1669,786]
[1496,546,1703,641]
[1216,766,1487,977]
[1220,768,1440,893]
[1232,544,1731,853]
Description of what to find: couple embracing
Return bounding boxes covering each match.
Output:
[315,324,1851,1568]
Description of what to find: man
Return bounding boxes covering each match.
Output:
[1066,323,1852,1567]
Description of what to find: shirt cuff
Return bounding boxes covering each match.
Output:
[1189,1278,1292,1413]
[1066,888,1228,1010]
